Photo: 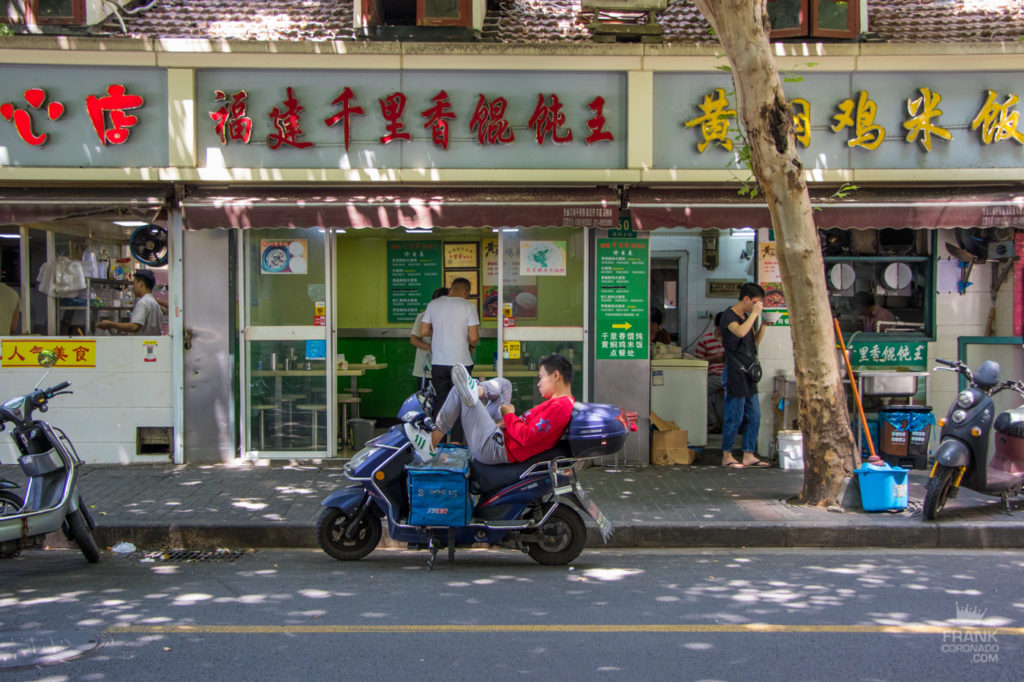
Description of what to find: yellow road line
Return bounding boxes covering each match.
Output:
[104,624,1024,636]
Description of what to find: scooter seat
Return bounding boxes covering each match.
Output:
[994,409,1024,438]
[469,440,573,498]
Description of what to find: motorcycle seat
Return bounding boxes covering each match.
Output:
[469,440,573,498]
[994,409,1024,438]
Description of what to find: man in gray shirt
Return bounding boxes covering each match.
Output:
[96,270,165,335]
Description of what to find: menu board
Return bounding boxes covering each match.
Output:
[387,240,443,323]
[595,238,649,361]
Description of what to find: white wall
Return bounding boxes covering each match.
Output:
[0,336,173,464]
[650,229,756,350]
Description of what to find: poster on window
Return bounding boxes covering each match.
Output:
[757,241,788,326]
[260,239,308,275]
[480,237,538,321]
[520,241,566,276]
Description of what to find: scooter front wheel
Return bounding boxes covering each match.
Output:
[923,465,957,521]
[526,504,586,566]
[0,490,23,515]
[66,508,100,563]
[315,507,382,561]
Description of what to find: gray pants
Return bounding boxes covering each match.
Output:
[435,378,513,465]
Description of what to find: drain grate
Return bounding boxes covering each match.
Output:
[142,549,248,563]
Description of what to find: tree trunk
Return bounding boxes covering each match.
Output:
[693,0,856,506]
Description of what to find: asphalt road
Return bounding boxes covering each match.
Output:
[1,547,1021,681]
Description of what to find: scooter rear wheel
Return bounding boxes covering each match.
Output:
[315,507,382,561]
[66,508,100,563]
[526,504,586,566]
[923,465,956,520]
[0,490,23,515]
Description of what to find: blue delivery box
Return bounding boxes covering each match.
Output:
[406,445,472,526]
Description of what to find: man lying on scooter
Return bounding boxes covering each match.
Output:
[405,353,575,465]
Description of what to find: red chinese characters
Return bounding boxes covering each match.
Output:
[210,90,253,145]
[469,94,515,145]
[0,88,65,146]
[378,92,411,144]
[421,90,456,149]
[527,93,573,145]
[584,95,614,144]
[324,86,364,151]
[268,86,314,150]
[86,84,144,146]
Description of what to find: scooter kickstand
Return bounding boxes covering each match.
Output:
[427,538,438,571]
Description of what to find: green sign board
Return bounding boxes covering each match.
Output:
[596,238,648,360]
[387,240,443,323]
[846,340,928,370]
[609,213,637,239]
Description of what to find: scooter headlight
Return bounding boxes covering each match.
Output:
[951,409,968,424]
[956,391,975,408]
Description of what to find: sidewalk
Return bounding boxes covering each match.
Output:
[3,452,1024,551]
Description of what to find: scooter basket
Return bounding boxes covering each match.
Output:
[19,450,64,477]
[406,446,471,527]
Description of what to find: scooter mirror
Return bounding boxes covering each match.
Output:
[37,350,57,368]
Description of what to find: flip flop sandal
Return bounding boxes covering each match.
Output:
[723,462,745,469]
[745,460,770,468]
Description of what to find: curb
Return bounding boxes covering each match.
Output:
[83,521,1024,552]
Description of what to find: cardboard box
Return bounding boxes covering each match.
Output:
[650,412,697,466]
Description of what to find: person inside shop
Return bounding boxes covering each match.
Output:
[419,277,480,441]
[410,286,448,394]
[719,282,769,469]
[650,307,672,345]
[694,312,725,433]
[405,354,574,465]
[853,291,896,333]
[96,270,165,335]
[0,279,20,335]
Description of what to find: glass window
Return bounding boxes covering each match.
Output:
[768,0,859,39]
[37,0,74,18]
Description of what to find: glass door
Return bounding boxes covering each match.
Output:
[498,227,587,409]
[239,228,333,458]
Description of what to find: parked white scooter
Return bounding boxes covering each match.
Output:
[0,350,98,562]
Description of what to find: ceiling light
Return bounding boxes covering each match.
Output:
[114,220,149,227]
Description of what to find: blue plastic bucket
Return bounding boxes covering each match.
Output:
[854,464,909,512]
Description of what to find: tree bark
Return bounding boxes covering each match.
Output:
[693,0,856,506]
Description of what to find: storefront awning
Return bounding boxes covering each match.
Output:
[182,188,620,230]
[0,187,169,225]
[628,187,1024,231]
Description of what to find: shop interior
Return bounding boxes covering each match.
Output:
[241,225,586,456]
[0,219,169,337]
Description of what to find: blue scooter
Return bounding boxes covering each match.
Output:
[315,391,636,568]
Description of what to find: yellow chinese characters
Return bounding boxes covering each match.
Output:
[684,88,736,153]
[903,87,953,152]
[831,90,886,150]
[791,98,811,147]
[971,90,1024,145]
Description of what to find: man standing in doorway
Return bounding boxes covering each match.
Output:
[420,277,479,441]
[719,282,769,468]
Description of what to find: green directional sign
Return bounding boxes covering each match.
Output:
[596,237,649,360]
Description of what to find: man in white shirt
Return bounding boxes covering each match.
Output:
[420,277,479,441]
[0,280,20,335]
[97,270,165,335]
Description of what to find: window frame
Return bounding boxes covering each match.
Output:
[416,0,471,27]
[768,0,860,40]
[1,0,86,25]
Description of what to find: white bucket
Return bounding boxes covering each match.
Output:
[777,430,804,470]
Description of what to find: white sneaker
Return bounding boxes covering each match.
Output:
[404,423,435,463]
[452,363,479,407]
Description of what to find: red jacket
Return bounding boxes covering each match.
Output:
[502,395,575,463]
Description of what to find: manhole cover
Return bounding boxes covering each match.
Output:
[0,630,100,669]
[142,549,248,563]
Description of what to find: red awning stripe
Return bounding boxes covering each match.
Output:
[0,187,169,225]
[181,188,620,230]
[627,187,1024,230]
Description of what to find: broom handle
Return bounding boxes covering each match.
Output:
[834,317,877,461]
